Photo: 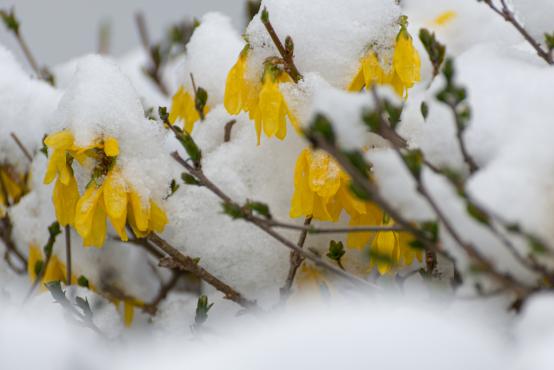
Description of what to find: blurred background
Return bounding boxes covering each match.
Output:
[0,0,247,67]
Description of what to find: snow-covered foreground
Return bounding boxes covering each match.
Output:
[1,286,554,370]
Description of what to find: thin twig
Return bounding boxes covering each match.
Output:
[134,11,170,96]
[65,225,72,285]
[482,0,553,65]
[369,88,533,295]
[224,119,237,143]
[263,219,405,234]
[143,271,181,315]
[261,8,303,82]
[280,216,312,300]
[147,233,259,310]
[10,132,33,162]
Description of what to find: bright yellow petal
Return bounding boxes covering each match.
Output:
[27,243,42,282]
[104,137,119,157]
[129,189,150,232]
[393,31,421,89]
[44,131,74,150]
[53,175,80,226]
[83,198,107,248]
[149,200,168,233]
[75,185,103,240]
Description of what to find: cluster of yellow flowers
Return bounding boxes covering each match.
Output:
[224,47,300,144]
[220,16,424,275]
[290,149,422,274]
[43,130,168,248]
[348,16,421,97]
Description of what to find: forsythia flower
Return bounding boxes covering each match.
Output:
[224,47,299,144]
[27,243,73,288]
[44,131,168,248]
[169,86,210,134]
[348,16,421,98]
[290,148,421,275]
[0,166,28,207]
[369,219,423,275]
[290,149,364,222]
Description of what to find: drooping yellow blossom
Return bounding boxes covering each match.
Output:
[392,17,422,95]
[370,219,423,275]
[44,131,169,248]
[289,148,422,275]
[0,166,28,208]
[224,47,299,144]
[290,149,345,222]
[27,243,73,289]
[169,86,210,134]
[432,11,457,26]
[348,16,421,98]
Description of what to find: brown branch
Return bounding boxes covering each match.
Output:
[134,11,170,96]
[143,271,181,315]
[482,0,553,65]
[224,119,237,143]
[147,233,259,310]
[10,132,33,162]
[280,216,312,300]
[171,151,379,291]
[65,225,72,285]
[368,88,533,295]
[263,219,405,234]
[261,8,303,82]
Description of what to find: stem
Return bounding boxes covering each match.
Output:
[10,132,33,162]
[134,11,170,96]
[264,219,405,234]
[261,11,303,82]
[224,119,237,143]
[280,216,312,300]
[148,233,259,310]
[65,225,72,285]
[482,0,553,65]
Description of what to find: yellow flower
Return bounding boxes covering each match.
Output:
[44,131,169,247]
[369,220,423,275]
[347,16,421,98]
[224,48,299,144]
[169,86,210,134]
[290,149,343,222]
[27,243,69,288]
[0,166,27,206]
[392,17,421,96]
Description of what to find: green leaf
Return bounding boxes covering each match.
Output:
[181,173,201,186]
[326,240,346,266]
[245,201,272,219]
[221,202,244,220]
[77,275,90,288]
[195,295,214,325]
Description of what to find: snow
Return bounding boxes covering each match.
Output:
[245,0,401,89]
[175,12,244,106]
[512,0,554,48]
[0,45,61,174]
